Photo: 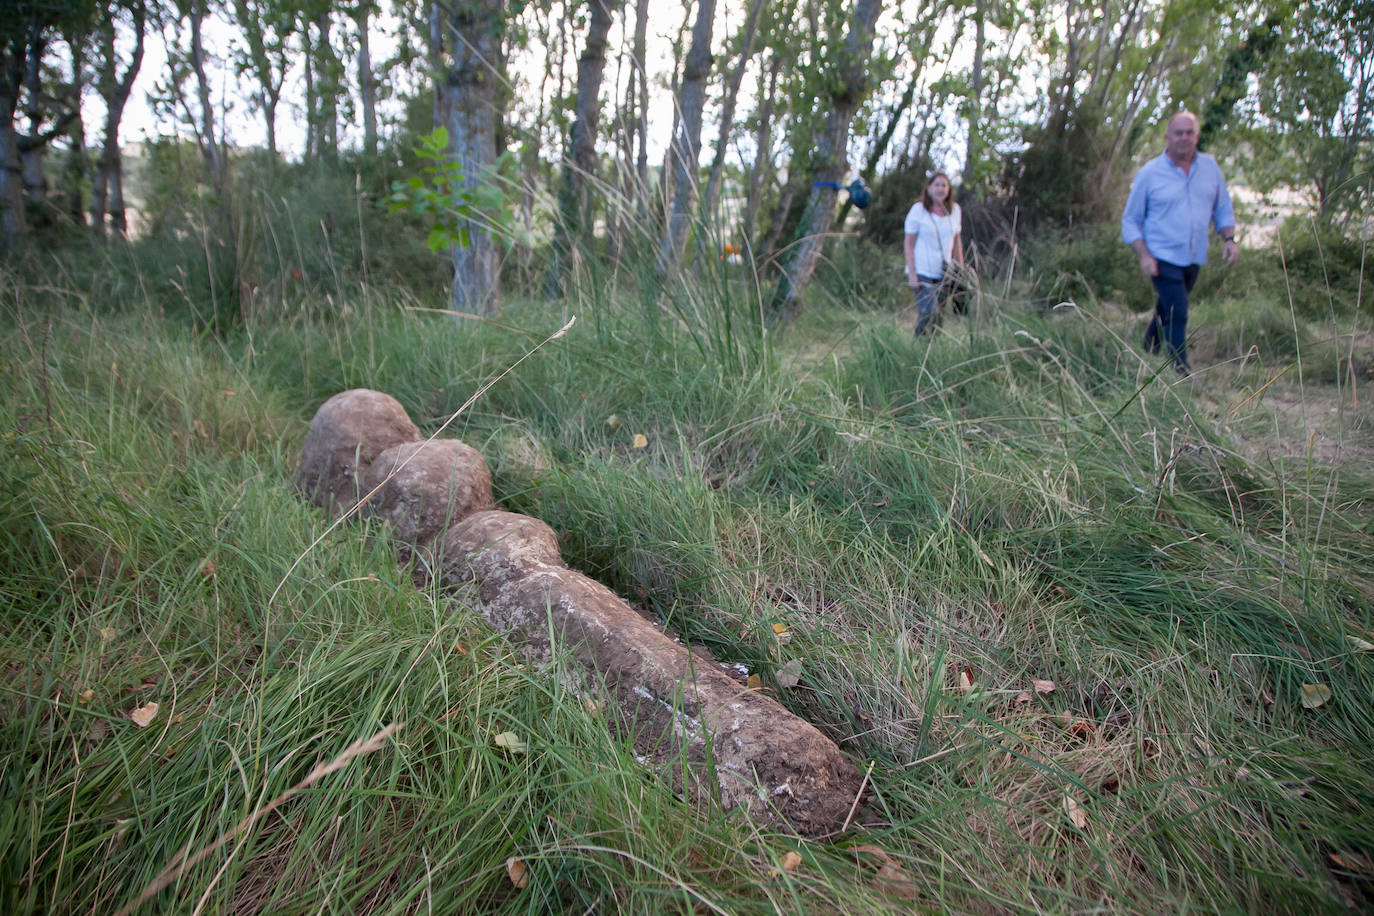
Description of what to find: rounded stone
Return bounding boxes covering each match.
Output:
[295,389,419,516]
[440,509,562,588]
[360,439,496,548]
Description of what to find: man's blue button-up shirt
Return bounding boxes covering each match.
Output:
[1121,150,1235,266]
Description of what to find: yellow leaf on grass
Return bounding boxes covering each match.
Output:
[1032,679,1055,694]
[746,674,763,690]
[130,702,159,728]
[772,623,788,635]
[1300,683,1332,709]
[505,857,528,888]
[493,731,528,753]
[1063,794,1088,830]
[632,434,648,449]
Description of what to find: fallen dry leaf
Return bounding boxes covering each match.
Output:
[604,414,621,429]
[493,731,527,753]
[772,622,788,635]
[79,688,94,703]
[129,702,159,728]
[1032,679,1055,695]
[1300,683,1332,709]
[776,659,803,690]
[1063,794,1088,830]
[632,433,648,449]
[505,857,528,888]
[1013,691,1031,705]
[198,558,216,579]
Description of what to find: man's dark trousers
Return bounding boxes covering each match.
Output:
[1144,260,1200,372]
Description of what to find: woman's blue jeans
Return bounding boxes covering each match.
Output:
[912,275,941,336]
[1145,260,1200,371]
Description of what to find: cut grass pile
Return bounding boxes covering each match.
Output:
[2,247,1373,914]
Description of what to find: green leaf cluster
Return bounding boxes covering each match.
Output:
[386,127,524,253]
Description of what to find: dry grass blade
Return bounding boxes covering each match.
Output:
[114,723,403,916]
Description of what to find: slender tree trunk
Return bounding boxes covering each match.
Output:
[770,0,882,320]
[231,0,285,158]
[658,0,717,276]
[20,30,48,213]
[632,0,650,217]
[92,0,144,237]
[189,0,221,190]
[440,0,504,315]
[316,10,338,161]
[655,4,693,227]
[428,1,444,128]
[303,19,317,159]
[0,47,24,248]
[64,29,88,227]
[356,1,378,157]
[962,0,985,189]
[700,0,767,225]
[547,0,620,296]
[741,53,780,251]
[834,52,922,228]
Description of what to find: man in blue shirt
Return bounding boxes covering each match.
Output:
[1121,111,1239,375]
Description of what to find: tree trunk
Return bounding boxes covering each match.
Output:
[20,32,48,214]
[961,0,985,189]
[231,0,286,158]
[440,0,504,316]
[658,0,717,276]
[92,0,144,237]
[834,50,922,229]
[770,0,882,320]
[700,0,767,226]
[189,0,221,190]
[547,0,620,296]
[356,1,378,157]
[741,53,780,252]
[0,51,23,248]
[632,0,649,217]
[64,28,87,227]
[315,10,338,161]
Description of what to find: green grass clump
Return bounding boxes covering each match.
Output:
[3,227,1373,915]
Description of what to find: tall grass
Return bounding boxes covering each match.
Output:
[2,201,1373,914]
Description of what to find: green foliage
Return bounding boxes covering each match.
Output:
[1004,103,1120,229]
[1232,0,1374,226]
[386,127,525,253]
